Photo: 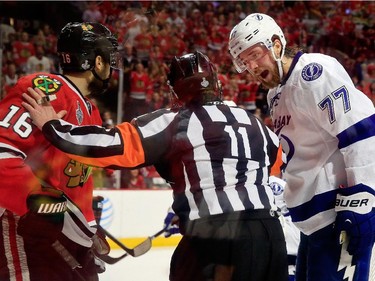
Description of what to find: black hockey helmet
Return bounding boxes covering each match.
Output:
[57,22,120,72]
[167,51,222,107]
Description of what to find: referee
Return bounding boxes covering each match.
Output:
[23,51,288,281]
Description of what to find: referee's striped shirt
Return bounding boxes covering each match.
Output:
[41,104,280,221]
[135,105,279,220]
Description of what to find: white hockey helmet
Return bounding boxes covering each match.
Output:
[228,13,286,73]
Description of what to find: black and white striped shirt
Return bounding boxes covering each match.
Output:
[42,104,280,221]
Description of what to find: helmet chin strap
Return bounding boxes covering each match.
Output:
[167,81,183,109]
[92,68,112,89]
[270,46,285,82]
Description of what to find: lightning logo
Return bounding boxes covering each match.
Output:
[337,231,356,281]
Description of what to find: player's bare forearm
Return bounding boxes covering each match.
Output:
[22,87,67,130]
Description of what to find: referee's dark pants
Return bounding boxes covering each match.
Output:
[170,209,288,281]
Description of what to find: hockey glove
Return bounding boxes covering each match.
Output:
[334,184,375,256]
[91,196,110,255]
[18,188,96,248]
[93,254,106,274]
[163,207,180,238]
[92,195,104,225]
[17,188,67,244]
[91,196,110,273]
[92,226,110,256]
[269,176,289,216]
[91,230,109,274]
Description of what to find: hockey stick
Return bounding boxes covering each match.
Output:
[99,225,167,262]
[98,252,128,265]
[52,240,86,281]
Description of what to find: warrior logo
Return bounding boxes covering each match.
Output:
[37,201,67,214]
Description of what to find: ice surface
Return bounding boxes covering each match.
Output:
[99,246,176,281]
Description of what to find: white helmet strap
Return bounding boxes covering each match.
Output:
[270,42,285,81]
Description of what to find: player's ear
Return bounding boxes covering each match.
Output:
[272,39,283,59]
[94,55,105,71]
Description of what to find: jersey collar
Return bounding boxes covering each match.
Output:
[280,51,304,86]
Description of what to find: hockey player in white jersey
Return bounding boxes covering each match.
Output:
[229,13,375,281]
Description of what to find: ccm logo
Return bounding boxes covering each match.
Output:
[335,198,369,208]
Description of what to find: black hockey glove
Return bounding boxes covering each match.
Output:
[17,188,67,244]
[92,195,104,225]
[18,188,96,248]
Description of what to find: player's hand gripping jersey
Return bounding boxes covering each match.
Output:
[0,72,102,221]
[38,104,280,222]
[267,52,375,236]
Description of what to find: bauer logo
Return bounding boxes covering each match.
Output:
[301,63,323,81]
[335,192,374,214]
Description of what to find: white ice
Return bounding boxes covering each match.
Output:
[99,246,176,281]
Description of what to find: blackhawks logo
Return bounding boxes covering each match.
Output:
[32,75,62,95]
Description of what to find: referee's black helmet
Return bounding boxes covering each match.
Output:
[167,51,222,107]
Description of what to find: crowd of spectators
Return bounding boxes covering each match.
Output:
[1,1,374,188]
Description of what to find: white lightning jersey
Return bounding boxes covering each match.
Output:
[268,52,375,235]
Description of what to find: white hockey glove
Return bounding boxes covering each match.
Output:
[334,184,375,255]
[269,176,289,216]
[163,207,180,238]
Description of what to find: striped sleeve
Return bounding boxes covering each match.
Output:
[41,119,145,168]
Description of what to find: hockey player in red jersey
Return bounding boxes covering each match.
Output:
[0,22,121,281]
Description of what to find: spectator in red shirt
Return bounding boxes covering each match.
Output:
[165,34,187,62]
[2,62,19,98]
[133,21,154,67]
[121,168,146,189]
[124,62,152,121]
[156,25,172,57]
[166,8,186,33]
[12,31,35,73]
[237,73,260,114]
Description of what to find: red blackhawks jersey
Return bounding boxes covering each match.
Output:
[0,72,102,222]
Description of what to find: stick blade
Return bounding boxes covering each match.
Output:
[132,237,152,257]
[99,252,128,264]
